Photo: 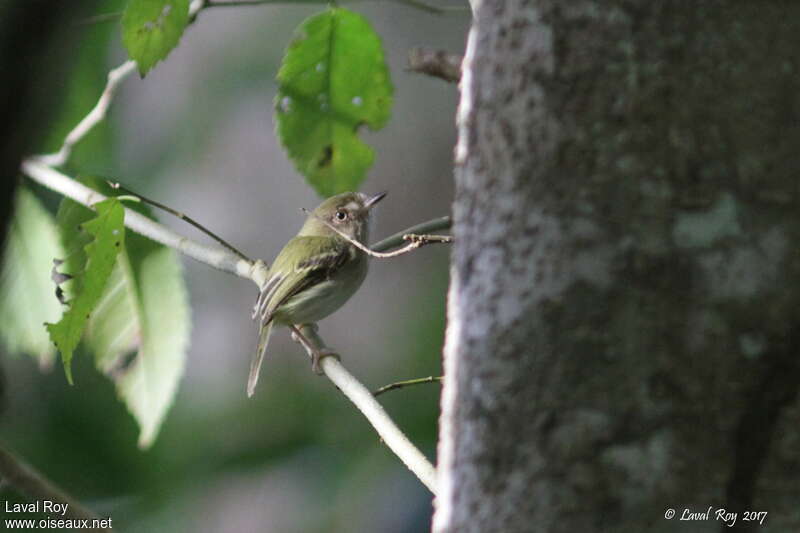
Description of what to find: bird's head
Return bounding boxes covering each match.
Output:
[299,191,386,242]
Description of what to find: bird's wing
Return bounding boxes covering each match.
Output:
[255,237,351,325]
[247,237,349,396]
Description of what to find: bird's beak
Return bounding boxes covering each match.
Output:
[364,191,387,210]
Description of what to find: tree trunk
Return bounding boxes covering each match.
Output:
[434,2,800,532]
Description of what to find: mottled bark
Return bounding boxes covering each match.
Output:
[435,1,800,532]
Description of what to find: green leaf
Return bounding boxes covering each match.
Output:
[46,199,125,384]
[122,0,190,77]
[275,7,394,197]
[0,189,66,365]
[57,195,190,448]
[93,230,189,448]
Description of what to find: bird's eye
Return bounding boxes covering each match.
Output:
[334,210,347,221]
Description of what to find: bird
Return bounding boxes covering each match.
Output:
[248,191,386,396]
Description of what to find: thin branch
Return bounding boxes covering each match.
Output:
[107,180,251,261]
[205,0,295,6]
[303,208,452,258]
[374,375,442,396]
[372,215,452,252]
[0,443,109,527]
[295,325,438,494]
[23,159,254,280]
[407,47,462,83]
[405,233,452,244]
[389,0,445,14]
[37,0,204,168]
[74,12,122,26]
[37,61,136,168]
[205,0,446,13]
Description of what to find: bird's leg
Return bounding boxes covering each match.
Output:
[289,324,340,375]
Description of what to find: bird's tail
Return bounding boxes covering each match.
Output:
[247,321,272,397]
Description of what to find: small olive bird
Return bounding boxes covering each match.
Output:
[248,191,386,396]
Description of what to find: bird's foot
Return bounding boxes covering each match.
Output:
[311,349,340,375]
[289,324,339,374]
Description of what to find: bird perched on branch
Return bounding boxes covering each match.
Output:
[248,191,386,396]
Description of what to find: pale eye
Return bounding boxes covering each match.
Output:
[334,210,347,221]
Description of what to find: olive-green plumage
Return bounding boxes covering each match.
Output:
[248,191,385,396]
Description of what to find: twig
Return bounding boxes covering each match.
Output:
[37,61,136,168]
[372,215,452,252]
[205,0,283,6]
[107,180,251,261]
[405,234,452,244]
[74,12,122,26]
[407,47,462,83]
[37,0,205,168]
[374,375,442,396]
[205,0,303,6]
[22,160,254,280]
[295,325,438,493]
[303,208,452,258]
[0,443,109,527]
[390,0,445,14]
[205,0,446,13]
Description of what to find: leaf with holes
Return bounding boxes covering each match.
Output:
[122,0,190,76]
[46,198,125,384]
[57,193,190,448]
[0,189,66,366]
[275,7,393,197]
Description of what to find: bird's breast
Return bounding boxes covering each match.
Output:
[274,252,367,325]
